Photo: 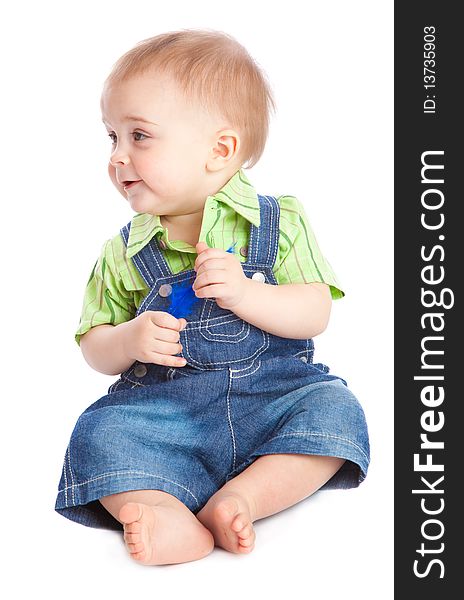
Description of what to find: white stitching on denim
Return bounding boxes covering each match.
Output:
[109,378,124,393]
[115,363,147,388]
[199,330,250,342]
[148,239,169,276]
[66,445,76,505]
[57,470,200,507]
[185,312,244,327]
[121,227,154,287]
[203,298,214,325]
[112,370,153,390]
[202,317,246,332]
[200,322,250,342]
[254,208,260,263]
[251,211,259,263]
[266,196,278,268]
[200,298,209,325]
[184,310,271,331]
[202,298,239,337]
[256,195,279,270]
[271,196,280,267]
[248,216,255,263]
[197,303,249,340]
[124,376,145,387]
[242,262,274,270]
[173,368,190,378]
[63,449,68,505]
[230,360,262,378]
[265,432,370,464]
[253,195,269,265]
[226,370,237,471]
[137,289,160,314]
[263,195,272,265]
[182,330,269,367]
[270,195,275,265]
[131,253,153,286]
[120,225,153,285]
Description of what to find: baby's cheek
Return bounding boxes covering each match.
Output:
[143,157,172,192]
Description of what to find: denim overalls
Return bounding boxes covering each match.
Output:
[55,194,370,531]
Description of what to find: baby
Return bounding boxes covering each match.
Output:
[55,29,370,566]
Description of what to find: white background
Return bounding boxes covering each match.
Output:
[1,1,393,598]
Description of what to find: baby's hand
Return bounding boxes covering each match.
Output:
[121,311,187,367]
[193,242,250,310]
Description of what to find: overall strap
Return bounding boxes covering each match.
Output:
[247,194,280,268]
[120,193,281,285]
[120,222,172,287]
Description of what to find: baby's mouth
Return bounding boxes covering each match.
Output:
[123,180,142,190]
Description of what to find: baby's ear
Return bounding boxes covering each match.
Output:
[207,129,241,171]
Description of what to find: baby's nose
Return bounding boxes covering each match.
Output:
[110,147,130,166]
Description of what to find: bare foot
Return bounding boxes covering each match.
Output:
[196,491,256,554]
[119,501,214,565]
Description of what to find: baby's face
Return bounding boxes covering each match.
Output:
[101,71,223,216]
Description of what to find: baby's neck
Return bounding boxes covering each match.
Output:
[159,165,241,246]
[160,212,203,246]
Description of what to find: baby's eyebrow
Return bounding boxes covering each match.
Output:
[123,115,160,125]
[102,115,159,126]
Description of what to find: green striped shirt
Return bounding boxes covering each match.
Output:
[75,169,343,345]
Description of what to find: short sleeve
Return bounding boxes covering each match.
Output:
[273,195,344,299]
[74,237,138,345]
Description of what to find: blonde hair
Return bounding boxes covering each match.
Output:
[105,29,275,169]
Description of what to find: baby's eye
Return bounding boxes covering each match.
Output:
[133,131,148,141]
[107,132,117,144]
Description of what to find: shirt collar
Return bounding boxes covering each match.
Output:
[125,168,260,258]
[209,168,261,228]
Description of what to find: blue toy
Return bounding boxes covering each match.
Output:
[167,242,237,319]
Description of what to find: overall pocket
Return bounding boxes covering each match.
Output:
[180,300,269,369]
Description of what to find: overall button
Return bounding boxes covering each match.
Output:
[159,239,167,250]
[159,284,173,297]
[133,364,148,378]
[300,355,308,363]
[239,245,248,257]
[252,271,266,283]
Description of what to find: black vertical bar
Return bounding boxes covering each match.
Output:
[395,1,461,596]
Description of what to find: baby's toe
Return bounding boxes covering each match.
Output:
[231,514,247,532]
[238,535,255,548]
[119,502,142,524]
[127,541,144,554]
[237,523,253,541]
[124,531,140,544]
[130,550,146,562]
[124,521,142,535]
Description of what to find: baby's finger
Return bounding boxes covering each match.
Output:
[153,339,183,357]
[194,248,226,272]
[150,351,187,368]
[153,326,182,344]
[195,241,209,254]
[195,258,227,276]
[150,310,185,332]
[194,283,225,299]
[193,270,226,291]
